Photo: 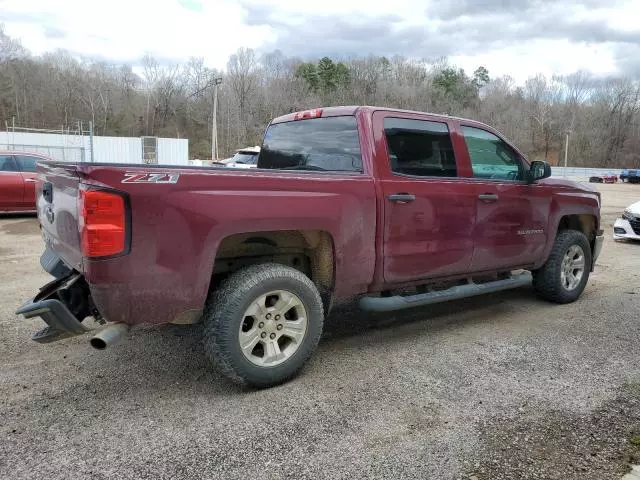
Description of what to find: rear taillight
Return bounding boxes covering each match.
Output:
[79,188,128,258]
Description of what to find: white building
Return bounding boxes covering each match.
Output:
[0,130,188,166]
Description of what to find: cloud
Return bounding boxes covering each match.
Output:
[1,0,274,68]
[251,13,442,61]
[178,0,203,11]
[243,0,640,81]
[1,0,639,82]
[43,26,65,39]
[612,44,640,79]
[430,5,640,48]
[426,0,624,20]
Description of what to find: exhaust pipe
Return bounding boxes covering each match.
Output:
[90,322,129,350]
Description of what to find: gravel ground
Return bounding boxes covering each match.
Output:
[1,183,639,480]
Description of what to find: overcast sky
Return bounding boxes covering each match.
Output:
[1,0,639,83]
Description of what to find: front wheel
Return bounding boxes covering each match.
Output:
[203,263,324,388]
[533,230,592,304]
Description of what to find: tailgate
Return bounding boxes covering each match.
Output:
[37,162,84,273]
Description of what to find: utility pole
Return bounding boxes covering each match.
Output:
[563,130,571,177]
[89,121,94,163]
[211,77,223,162]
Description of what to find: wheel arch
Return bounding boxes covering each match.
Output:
[557,213,598,242]
[209,229,336,311]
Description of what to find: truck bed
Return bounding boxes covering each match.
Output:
[36,161,377,325]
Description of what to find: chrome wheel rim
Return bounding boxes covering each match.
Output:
[238,290,308,367]
[560,244,585,291]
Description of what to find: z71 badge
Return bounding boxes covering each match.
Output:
[121,172,180,184]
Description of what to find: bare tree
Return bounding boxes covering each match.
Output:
[227,47,257,144]
[0,25,639,165]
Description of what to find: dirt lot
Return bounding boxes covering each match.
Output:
[1,183,639,480]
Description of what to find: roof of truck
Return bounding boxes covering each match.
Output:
[270,106,471,125]
[269,106,526,160]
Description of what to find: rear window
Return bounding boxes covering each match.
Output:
[0,155,17,172]
[258,116,362,172]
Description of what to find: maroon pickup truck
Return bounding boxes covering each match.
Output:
[17,106,604,387]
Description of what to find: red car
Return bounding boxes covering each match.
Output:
[589,173,618,184]
[16,106,604,387]
[0,151,51,212]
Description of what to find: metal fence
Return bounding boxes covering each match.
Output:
[551,167,623,179]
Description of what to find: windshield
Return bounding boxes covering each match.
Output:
[258,116,362,172]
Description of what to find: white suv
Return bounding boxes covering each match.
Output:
[221,146,260,169]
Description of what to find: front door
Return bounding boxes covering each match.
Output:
[458,125,550,271]
[0,155,24,211]
[374,112,476,284]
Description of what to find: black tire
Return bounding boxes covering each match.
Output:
[203,263,324,388]
[533,230,592,304]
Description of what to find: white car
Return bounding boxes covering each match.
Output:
[221,146,260,169]
[614,200,640,241]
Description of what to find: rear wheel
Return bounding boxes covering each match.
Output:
[533,230,592,304]
[203,263,324,388]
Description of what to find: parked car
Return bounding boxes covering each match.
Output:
[220,146,260,168]
[613,201,640,241]
[620,169,640,183]
[589,173,617,183]
[16,106,604,388]
[0,151,52,212]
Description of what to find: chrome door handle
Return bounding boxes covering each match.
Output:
[478,193,499,202]
[387,193,416,203]
[24,178,37,183]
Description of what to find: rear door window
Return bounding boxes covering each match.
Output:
[0,155,18,172]
[384,118,457,177]
[258,116,362,172]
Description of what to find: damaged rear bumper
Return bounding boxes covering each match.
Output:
[15,273,91,343]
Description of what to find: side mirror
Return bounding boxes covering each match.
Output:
[529,160,551,183]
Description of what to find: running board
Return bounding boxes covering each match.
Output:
[358,272,533,312]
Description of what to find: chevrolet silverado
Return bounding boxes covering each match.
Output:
[16,106,604,387]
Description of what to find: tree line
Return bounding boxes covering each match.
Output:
[1,24,639,167]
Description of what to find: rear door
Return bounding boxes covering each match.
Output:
[374,111,476,284]
[458,124,550,271]
[0,155,24,211]
[16,155,39,208]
